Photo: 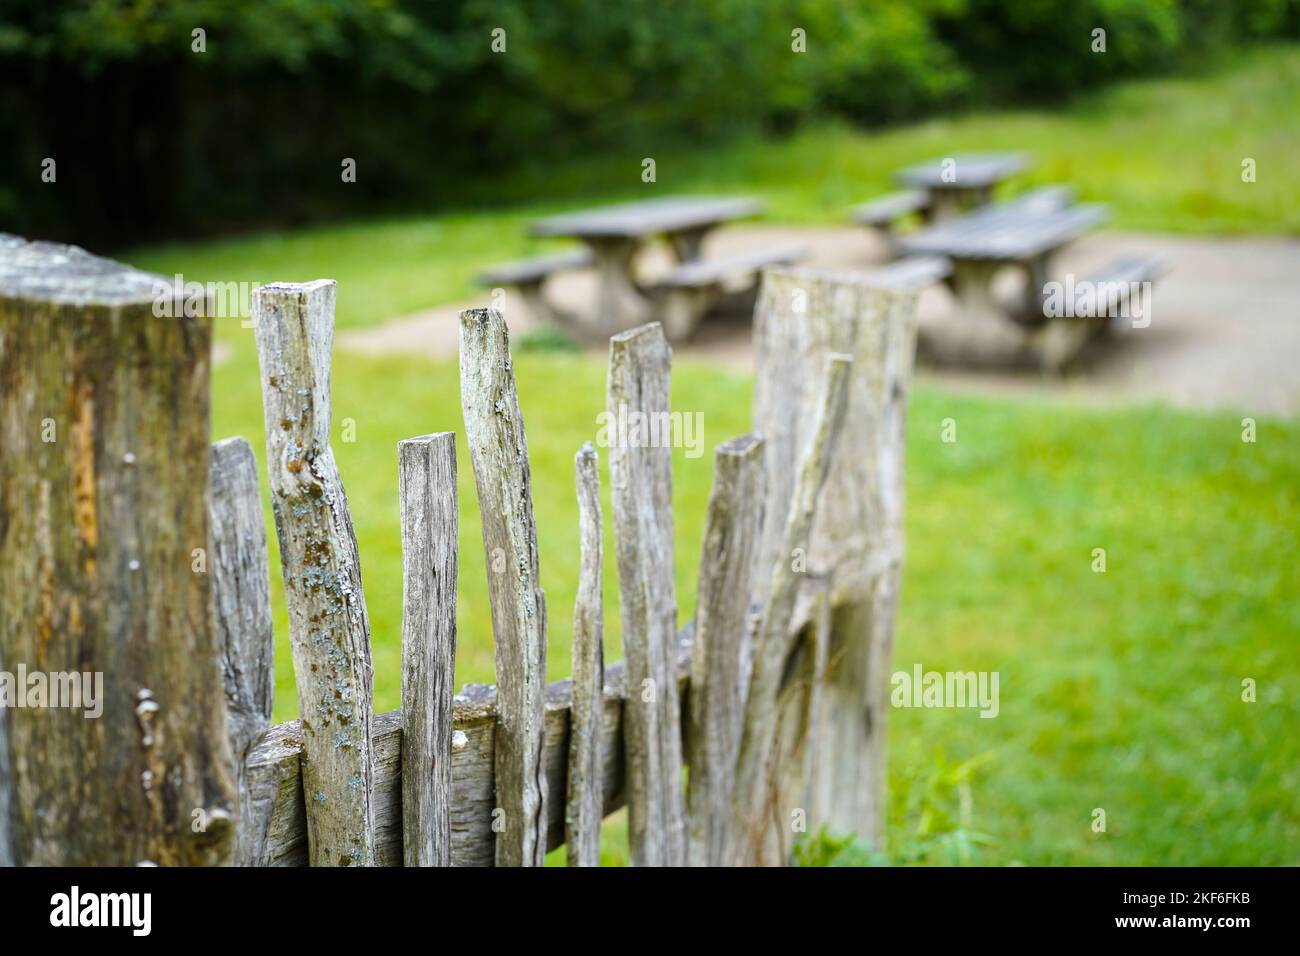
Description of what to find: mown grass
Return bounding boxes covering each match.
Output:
[141,44,1300,866]
[129,45,1300,330]
[208,328,1300,865]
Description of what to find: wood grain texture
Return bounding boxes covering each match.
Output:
[606,322,687,866]
[209,436,275,867]
[731,353,852,866]
[243,628,696,866]
[398,432,458,866]
[458,307,549,867]
[0,236,236,865]
[253,279,376,867]
[752,266,918,845]
[686,433,766,866]
[566,442,604,866]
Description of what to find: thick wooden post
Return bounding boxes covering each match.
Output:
[398,432,458,867]
[731,355,852,866]
[459,308,549,867]
[751,267,918,846]
[254,280,377,867]
[0,236,237,865]
[607,322,687,866]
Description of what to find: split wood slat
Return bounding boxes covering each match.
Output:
[729,353,852,866]
[209,436,275,867]
[253,279,377,867]
[458,307,549,867]
[566,442,605,866]
[686,433,766,866]
[398,432,458,866]
[607,322,687,866]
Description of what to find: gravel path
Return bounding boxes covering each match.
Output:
[337,225,1300,416]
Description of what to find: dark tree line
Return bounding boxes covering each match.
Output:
[2,0,1295,248]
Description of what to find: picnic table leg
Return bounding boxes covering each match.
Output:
[667,226,711,263]
[925,189,965,222]
[1017,252,1054,323]
[587,236,655,334]
[927,259,1036,364]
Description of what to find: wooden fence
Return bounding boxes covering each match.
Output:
[0,236,918,866]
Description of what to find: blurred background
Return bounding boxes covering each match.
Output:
[5,0,1299,247]
[3,1,1298,866]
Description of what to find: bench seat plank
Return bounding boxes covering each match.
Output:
[851,190,929,226]
[476,248,593,286]
[661,243,806,288]
[869,255,952,291]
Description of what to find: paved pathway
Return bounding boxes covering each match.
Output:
[337,226,1300,416]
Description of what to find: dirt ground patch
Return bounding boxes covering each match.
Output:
[336,225,1300,416]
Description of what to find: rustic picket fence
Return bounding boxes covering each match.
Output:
[0,236,918,867]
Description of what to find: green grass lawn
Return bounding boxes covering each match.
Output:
[208,329,1300,865]
[129,45,1300,330]
[145,44,1300,865]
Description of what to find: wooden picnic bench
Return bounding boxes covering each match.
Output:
[896,185,1170,370]
[653,241,806,340]
[852,153,1031,256]
[475,248,593,329]
[867,255,953,292]
[895,152,1030,222]
[851,190,929,255]
[478,195,802,339]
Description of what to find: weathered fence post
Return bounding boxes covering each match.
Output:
[459,307,549,867]
[209,436,275,866]
[0,236,237,865]
[607,322,688,867]
[566,442,604,866]
[398,432,458,867]
[751,267,919,846]
[254,279,377,867]
[731,355,852,865]
[686,433,766,866]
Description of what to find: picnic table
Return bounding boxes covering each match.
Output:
[893,185,1170,370]
[527,195,762,331]
[898,185,1108,325]
[894,152,1030,222]
[479,195,804,340]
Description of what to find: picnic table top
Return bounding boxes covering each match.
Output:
[894,152,1031,191]
[529,195,762,240]
[897,196,1109,261]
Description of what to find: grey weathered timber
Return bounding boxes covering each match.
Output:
[898,200,1107,261]
[851,190,929,226]
[531,196,762,240]
[253,279,376,867]
[607,322,688,866]
[209,436,275,867]
[566,442,604,866]
[458,307,549,867]
[476,248,593,286]
[656,244,807,341]
[730,354,852,866]
[243,629,697,866]
[895,152,1029,191]
[686,433,766,866]
[0,236,237,865]
[753,267,918,846]
[869,255,953,292]
[894,152,1030,220]
[528,196,764,335]
[398,432,458,866]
